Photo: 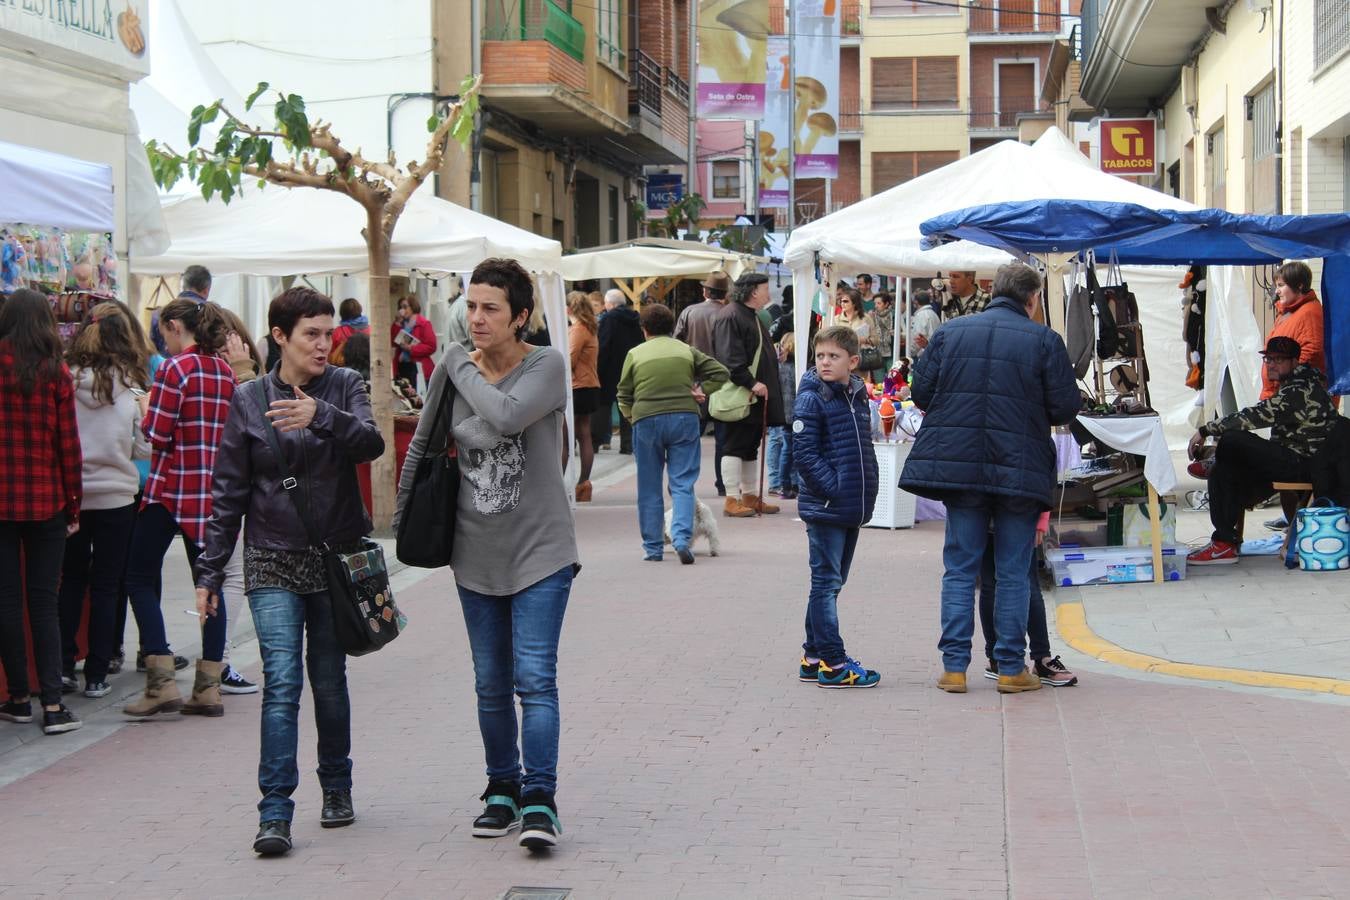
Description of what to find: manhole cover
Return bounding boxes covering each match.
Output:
[501,889,571,900]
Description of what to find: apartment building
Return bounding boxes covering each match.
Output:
[1078,0,1350,332]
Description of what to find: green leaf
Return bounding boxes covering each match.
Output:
[213,120,237,158]
[200,102,220,126]
[426,113,441,133]
[245,82,270,111]
[187,105,205,148]
[451,113,473,146]
[255,139,273,168]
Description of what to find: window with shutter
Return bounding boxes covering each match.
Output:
[871,0,958,15]
[916,57,959,109]
[871,56,957,111]
[712,160,741,199]
[872,58,915,108]
[872,150,958,191]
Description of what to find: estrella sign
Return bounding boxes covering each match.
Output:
[1099,118,1157,174]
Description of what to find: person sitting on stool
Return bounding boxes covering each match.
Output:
[1187,336,1336,565]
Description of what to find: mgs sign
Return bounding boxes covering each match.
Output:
[1099,118,1157,175]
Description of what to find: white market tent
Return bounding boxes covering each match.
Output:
[0,140,115,232]
[559,237,766,305]
[782,127,1265,447]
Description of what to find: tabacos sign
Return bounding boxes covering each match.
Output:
[1099,118,1157,175]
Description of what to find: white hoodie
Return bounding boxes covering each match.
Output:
[71,367,151,511]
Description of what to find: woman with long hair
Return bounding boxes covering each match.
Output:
[196,286,384,855]
[121,298,236,719]
[57,305,151,699]
[0,289,83,735]
[567,290,600,502]
[396,258,578,851]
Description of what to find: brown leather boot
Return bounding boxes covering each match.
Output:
[936,671,968,693]
[575,480,592,502]
[723,496,755,518]
[181,660,225,717]
[742,494,780,515]
[123,654,183,717]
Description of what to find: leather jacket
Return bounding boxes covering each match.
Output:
[196,365,385,594]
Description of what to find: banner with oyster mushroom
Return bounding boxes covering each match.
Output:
[696,0,768,119]
[758,35,790,208]
[791,1,839,179]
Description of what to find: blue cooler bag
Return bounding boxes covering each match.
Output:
[1294,506,1350,571]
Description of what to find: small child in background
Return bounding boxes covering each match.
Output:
[792,326,881,688]
[767,332,798,499]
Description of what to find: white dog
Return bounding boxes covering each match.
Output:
[663,500,722,557]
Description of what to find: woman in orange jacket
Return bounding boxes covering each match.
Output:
[1260,261,1324,400]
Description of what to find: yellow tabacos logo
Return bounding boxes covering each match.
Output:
[1103,124,1153,170]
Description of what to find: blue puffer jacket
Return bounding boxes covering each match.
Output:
[792,369,879,527]
[899,296,1080,507]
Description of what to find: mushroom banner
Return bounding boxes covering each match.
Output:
[697,0,768,119]
[789,2,839,179]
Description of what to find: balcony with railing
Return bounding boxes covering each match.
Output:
[842,2,862,39]
[839,96,862,134]
[666,67,690,105]
[629,50,662,122]
[968,95,1044,132]
[969,2,1060,39]
[483,0,585,60]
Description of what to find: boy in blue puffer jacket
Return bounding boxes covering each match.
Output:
[792,326,881,688]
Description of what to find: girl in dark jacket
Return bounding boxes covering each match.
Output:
[195,287,383,857]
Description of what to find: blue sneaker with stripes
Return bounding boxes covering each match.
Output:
[817,658,881,689]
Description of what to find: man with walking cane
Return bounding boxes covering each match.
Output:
[713,273,785,517]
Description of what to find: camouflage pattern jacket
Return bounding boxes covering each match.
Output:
[941,287,990,320]
[1200,364,1336,459]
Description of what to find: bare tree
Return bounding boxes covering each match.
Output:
[146,76,481,529]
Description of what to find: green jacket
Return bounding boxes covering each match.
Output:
[617,335,729,424]
[1200,364,1336,459]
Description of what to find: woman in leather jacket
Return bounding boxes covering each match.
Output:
[195,287,384,857]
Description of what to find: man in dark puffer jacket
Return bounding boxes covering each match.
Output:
[793,326,881,688]
[900,263,1079,695]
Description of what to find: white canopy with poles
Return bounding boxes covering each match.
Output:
[559,237,767,305]
[0,140,115,233]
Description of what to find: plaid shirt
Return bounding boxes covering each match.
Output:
[0,346,82,523]
[141,347,235,544]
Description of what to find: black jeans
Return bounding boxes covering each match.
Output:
[1208,430,1311,545]
[978,535,1050,663]
[699,406,728,490]
[0,515,67,706]
[58,503,137,684]
[123,503,227,661]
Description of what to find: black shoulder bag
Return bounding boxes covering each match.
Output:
[395,376,459,567]
[251,380,405,656]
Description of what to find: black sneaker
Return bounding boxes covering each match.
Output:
[1034,655,1079,687]
[320,789,355,828]
[42,705,82,735]
[983,659,998,681]
[0,700,34,723]
[61,673,79,694]
[472,782,521,838]
[221,666,259,695]
[253,820,292,856]
[84,681,112,698]
[136,652,190,672]
[677,546,695,565]
[108,651,125,675]
[518,792,561,850]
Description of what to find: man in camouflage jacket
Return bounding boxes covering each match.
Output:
[1188,336,1335,565]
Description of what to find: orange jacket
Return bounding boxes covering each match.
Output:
[1260,290,1325,400]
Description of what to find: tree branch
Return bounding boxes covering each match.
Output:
[381,80,476,237]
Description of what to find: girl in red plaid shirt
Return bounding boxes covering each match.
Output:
[121,299,235,719]
[0,290,84,735]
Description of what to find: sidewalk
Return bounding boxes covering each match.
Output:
[2,439,1350,898]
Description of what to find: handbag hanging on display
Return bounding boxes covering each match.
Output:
[396,378,459,568]
[251,380,405,656]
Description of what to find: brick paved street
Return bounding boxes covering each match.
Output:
[3,442,1350,899]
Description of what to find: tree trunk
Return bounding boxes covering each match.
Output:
[365,204,396,532]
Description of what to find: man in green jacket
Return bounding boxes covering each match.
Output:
[618,303,729,564]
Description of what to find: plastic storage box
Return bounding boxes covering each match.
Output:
[1046,544,1187,586]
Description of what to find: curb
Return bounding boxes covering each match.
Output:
[1055,600,1350,697]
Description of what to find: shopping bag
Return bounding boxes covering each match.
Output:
[1121,500,1176,547]
[1294,506,1350,571]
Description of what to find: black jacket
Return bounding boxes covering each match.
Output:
[596,306,644,399]
[899,297,1080,507]
[713,300,786,427]
[195,365,385,594]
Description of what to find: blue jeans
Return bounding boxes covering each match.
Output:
[249,587,352,823]
[979,538,1050,662]
[633,412,702,557]
[940,493,1040,674]
[124,503,226,660]
[803,523,859,665]
[766,426,795,491]
[457,566,573,797]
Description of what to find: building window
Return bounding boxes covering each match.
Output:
[872,150,959,192]
[871,56,959,111]
[597,0,625,69]
[1250,84,1276,162]
[712,160,741,199]
[870,0,958,15]
[1208,124,1226,209]
[1315,0,1350,70]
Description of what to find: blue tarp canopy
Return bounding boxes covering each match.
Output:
[919,199,1350,394]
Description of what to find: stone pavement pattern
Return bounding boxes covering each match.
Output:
[2,443,1350,898]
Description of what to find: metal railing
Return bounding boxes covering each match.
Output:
[968,95,1042,130]
[1069,23,1081,60]
[666,67,690,104]
[840,96,862,132]
[1315,0,1350,70]
[968,2,1058,34]
[842,2,862,36]
[630,50,662,118]
[483,0,585,62]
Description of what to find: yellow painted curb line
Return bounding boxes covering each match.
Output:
[1055,600,1350,696]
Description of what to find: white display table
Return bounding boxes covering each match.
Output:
[865,441,917,529]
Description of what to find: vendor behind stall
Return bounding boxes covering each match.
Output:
[1187,336,1336,566]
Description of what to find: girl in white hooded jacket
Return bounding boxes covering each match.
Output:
[58,305,151,698]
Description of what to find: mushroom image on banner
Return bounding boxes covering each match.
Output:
[801,113,837,154]
[794,76,826,143]
[697,0,768,119]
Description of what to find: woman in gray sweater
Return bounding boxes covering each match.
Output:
[397,258,578,852]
